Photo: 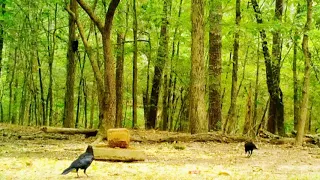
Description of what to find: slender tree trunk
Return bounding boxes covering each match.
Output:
[116,33,124,128]
[162,75,168,130]
[296,0,312,146]
[208,0,222,131]
[37,51,46,126]
[148,0,169,129]
[243,85,253,136]
[0,2,5,122]
[0,1,4,76]
[63,0,77,128]
[83,79,88,128]
[47,3,58,126]
[89,84,95,129]
[143,35,151,127]
[9,48,17,124]
[253,36,260,132]
[224,0,240,134]
[132,0,138,128]
[293,4,301,131]
[189,0,207,134]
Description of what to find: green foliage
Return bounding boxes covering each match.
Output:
[0,0,318,134]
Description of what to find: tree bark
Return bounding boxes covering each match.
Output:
[243,85,254,136]
[208,0,222,131]
[162,75,169,130]
[147,0,169,129]
[63,0,77,128]
[77,0,120,140]
[253,35,260,133]
[116,33,124,128]
[41,127,98,136]
[251,0,284,135]
[189,0,207,134]
[132,0,138,128]
[0,1,5,122]
[296,0,312,146]
[293,4,301,131]
[270,0,285,136]
[47,3,58,126]
[224,0,240,134]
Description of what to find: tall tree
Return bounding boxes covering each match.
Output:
[224,0,241,134]
[0,0,5,77]
[270,0,285,135]
[189,0,207,134]
[296,0,312,146]
[63,0,77,128]
[0,0,5,122]
[251,0,284,135]
[116,32,124,127]
[132,0,138,128]
[293,4,301,131]
[147,0,169,129]
[208,0,222,131]
[68,0,120,141]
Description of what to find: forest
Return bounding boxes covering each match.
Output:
[1,0,320,179]
[0,0,320,139]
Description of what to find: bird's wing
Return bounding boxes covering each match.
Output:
[70,153,94,168]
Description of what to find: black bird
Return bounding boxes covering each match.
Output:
[62,145,94,177]
[244,141,257,157]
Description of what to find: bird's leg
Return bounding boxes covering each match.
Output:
[248,151,252,157]
[76,169,80,178]
[84,169,89,177]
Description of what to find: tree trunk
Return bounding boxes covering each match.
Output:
[147,0,169,129]
[208,0,222,131]
[47,3,58,126]
[189,0,207,134]
[143,35,151,127]
[270,0,284,136]
[75,0,120,141]
[253,35,260,133]
[83,79,88,128]
[293,4,301,131]
[63,0,77,128]
[9,48,17,124]
[243,85,253,136]
[224,0,240,134]
[132,0,138,128]
[162,75,169,130]
[0,1,5,122]
[296,0,312,146]
[90,84,95,129]
[251,0,284,135]
[116,33,124,128]
[37,51,46,126]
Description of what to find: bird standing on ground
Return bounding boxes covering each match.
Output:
[62,145,94,177]
[244,141,257,157]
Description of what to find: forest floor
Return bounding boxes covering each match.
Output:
[1,124,320,180]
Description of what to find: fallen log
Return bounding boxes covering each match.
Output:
[17,134,69,140]
[40,127,98,137]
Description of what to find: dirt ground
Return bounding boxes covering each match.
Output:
[1,124,320,180]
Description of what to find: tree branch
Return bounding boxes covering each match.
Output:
[76,0,104,32]
[105,0,121,32]
[65,5,104,94]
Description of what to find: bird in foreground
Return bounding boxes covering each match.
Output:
[62,145,94,177]
[244,141,257,157]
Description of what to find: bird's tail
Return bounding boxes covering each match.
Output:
[61,166,74,175]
